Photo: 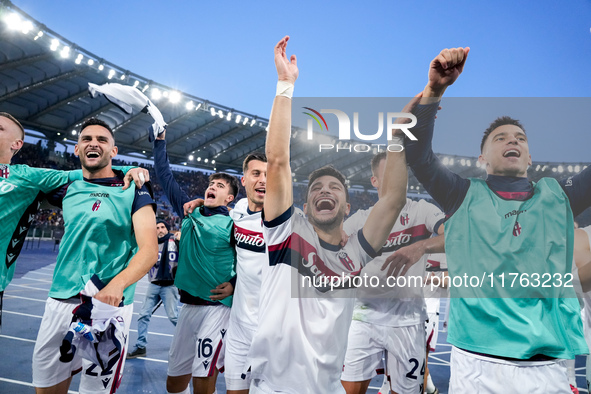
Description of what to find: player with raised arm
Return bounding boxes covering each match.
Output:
[341,151,445,394]
[32,118,158,394]
[153,128,238,394]
[184,152,268,394]
[404,47,591,392]
[245,36,408,394]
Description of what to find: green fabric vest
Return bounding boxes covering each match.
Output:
[174,208,236,307]
[444,178,588,359]
[0,166,82,291]
[48,180,137,305]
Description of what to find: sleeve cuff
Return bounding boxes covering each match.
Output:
[357,228,380,258]
[262,205,293,228]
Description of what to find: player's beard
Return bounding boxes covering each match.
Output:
[81,153,110,174]
[307,202,347,233]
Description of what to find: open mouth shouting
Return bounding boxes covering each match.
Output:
[503,149,521,161]
[254,187,266,198]
[85,150,102,161]
[205,190,217,202]
[315,197,336,213]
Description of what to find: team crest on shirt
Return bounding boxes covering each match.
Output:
[338,251,354,271]
[0,164,9,178]
[400,213,409,225]
[513,221,522,237]
[92,200,102,212]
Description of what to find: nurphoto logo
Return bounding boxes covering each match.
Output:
[301,106,418,153]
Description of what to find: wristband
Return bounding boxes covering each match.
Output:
[390,135,405,146]
[276,80,294,99]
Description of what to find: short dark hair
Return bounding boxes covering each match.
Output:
[209,172,240,200]
[242,152,267,173]
[0,112,25,140]
[371,152,387,176]
[306,165,349,202]
[80,118,115,140]
[480,116,525,153]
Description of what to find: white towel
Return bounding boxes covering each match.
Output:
[88,82,167,142]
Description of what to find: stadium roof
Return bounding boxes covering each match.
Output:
[0,0,588,194]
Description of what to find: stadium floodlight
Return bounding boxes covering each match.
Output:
[210,107,216,116]
[50,38,59,51]
[197,157,201,162]
[552,167,557,173]
[163,91,169,98]
[449,158,454,166]
[60,46,70,58]
[557,165,564,173]
[218,110,224,119]
[71,130,77,135]
[195,103,202,111]
[243,117,249,125]
[169,91,181,103]
[185,101,194,110]
[442,157,449,165]
[87,59,94,66]
[211,160,215,164]
[226,112,232,121]
[151,88,162,100]
[133,80,140,87]
[75,54,83,64]
[575,165,581,172]
[120,74,126,80]
[57,132,61,136]
[107,69,116,79]
[142,84,149,92]
[34,30,43,40]
[250,119,256,127]
[21,20,33,34]
[98,64,104,71]
[567,165,573,173]
[188,155,194,161]
[535,164,541,171]
[460,159,466,166]
[466,160,471,167]
[204,158,209,163]
[235,114,242,123]
[5,13,21,30]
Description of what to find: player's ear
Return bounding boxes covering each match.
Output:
[303,202,308,214]
[345,203,351,217]
[370,175,379,189]
[225,194,235,205]
[527,154,532,167]
[110,145,118,158]
[11,139,23,156]
[477,154,487,167]
[241,176,246,187]
[74,144,80,157]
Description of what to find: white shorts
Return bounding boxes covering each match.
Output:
[225,317,256,390]
[341,320,425,394]
[250,378,344,394]
[167,304,230,378]
[32,297,132,393]
[425,312,439,352]
[449,346,572,394]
